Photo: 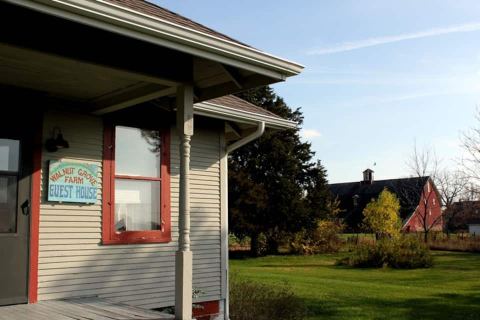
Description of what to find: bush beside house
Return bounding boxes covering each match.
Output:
[229,277,306,320]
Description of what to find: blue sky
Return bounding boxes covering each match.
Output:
[155,0,480,183]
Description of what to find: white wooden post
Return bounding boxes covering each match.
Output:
[175,85,194,320]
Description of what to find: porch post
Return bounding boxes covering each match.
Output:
[175,85,194,320]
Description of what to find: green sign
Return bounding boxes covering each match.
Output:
[48,160,98,204]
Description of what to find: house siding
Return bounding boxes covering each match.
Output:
[37,110,222,309]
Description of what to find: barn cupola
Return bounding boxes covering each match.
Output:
[362,168,374,185]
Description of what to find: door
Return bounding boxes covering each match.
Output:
[0,122,33,306]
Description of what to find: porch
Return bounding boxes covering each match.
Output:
[0,297,174,320]
[0,1,301,319]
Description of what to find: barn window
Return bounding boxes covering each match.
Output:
[102,124,171,244]
[353,194,360,207]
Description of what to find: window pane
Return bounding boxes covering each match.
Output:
[114,179,160,231]
[0,139,19,172]
[115,126,160,177]
[0,176,18,233]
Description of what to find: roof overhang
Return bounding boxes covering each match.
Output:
[194,101,297,130]
[5,0,304,80]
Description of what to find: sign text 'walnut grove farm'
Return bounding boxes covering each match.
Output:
[48,160,98,204]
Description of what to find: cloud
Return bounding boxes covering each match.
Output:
[307,22,480,55]
[337,88,480,108]
[285,70,480,93]
[300,129,322,139]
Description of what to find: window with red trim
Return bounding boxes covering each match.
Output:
[103,124,171,244]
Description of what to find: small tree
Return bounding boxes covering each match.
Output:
[363,189,401,239]
[406,143,443,242]
[436,170,469,233]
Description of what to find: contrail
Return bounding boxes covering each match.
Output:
[307,22,480,55]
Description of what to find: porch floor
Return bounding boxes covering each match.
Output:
[0,297,174,320]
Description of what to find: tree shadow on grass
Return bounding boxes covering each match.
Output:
[229,250,252,260]
[302,298,340,319]
[320,290,480,320]
[257,264,334,268]
[398,291,480,320]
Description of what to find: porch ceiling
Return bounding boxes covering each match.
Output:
[0,43,169,104]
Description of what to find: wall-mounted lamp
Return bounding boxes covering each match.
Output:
[45,127,69,152]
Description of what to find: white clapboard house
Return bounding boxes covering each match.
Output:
[0,1,302,319]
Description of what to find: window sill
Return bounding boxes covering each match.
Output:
[102,234,171,245]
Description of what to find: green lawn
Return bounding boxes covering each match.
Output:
[230,251,480,320]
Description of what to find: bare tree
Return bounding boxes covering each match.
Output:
[405,143,443,242]
[436,170,469,233]
[460,109,480,197]
[444,199,480,232]
[436,170,469,209]
[406,142,440,178]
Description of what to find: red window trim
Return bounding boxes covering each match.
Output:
[102,123,171,245]
[29,115,43,304]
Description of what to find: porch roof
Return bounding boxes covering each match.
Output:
[1,0,303,121]
[6,0,303,80]
[198,95,297,130]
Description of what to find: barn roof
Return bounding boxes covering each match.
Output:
[329,177,430,203]
[329,176,431,228]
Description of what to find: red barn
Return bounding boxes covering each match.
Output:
[329,169,443,233]
[402,178,443,232]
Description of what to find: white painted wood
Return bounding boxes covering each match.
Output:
[38,110,222,309]
[220,132,229,320]
[92,86,176,115]
[175,85,194,320]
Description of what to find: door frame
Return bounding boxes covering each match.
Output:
[28,116,43,304]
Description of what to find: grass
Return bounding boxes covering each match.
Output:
[230,251,480,320]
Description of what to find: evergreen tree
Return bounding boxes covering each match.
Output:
[229,86,330,255]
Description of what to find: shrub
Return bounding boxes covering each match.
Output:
[229,234,251,252]
[338,236,433,269]
[312,220,344,252]
[390,236,434,268]
[290,230,316,255]
[345,234,376,251]
[229,277,307,320]
[290,221,344,255]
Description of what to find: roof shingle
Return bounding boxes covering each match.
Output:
[104,0,251,47]
[206,95,284,119]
